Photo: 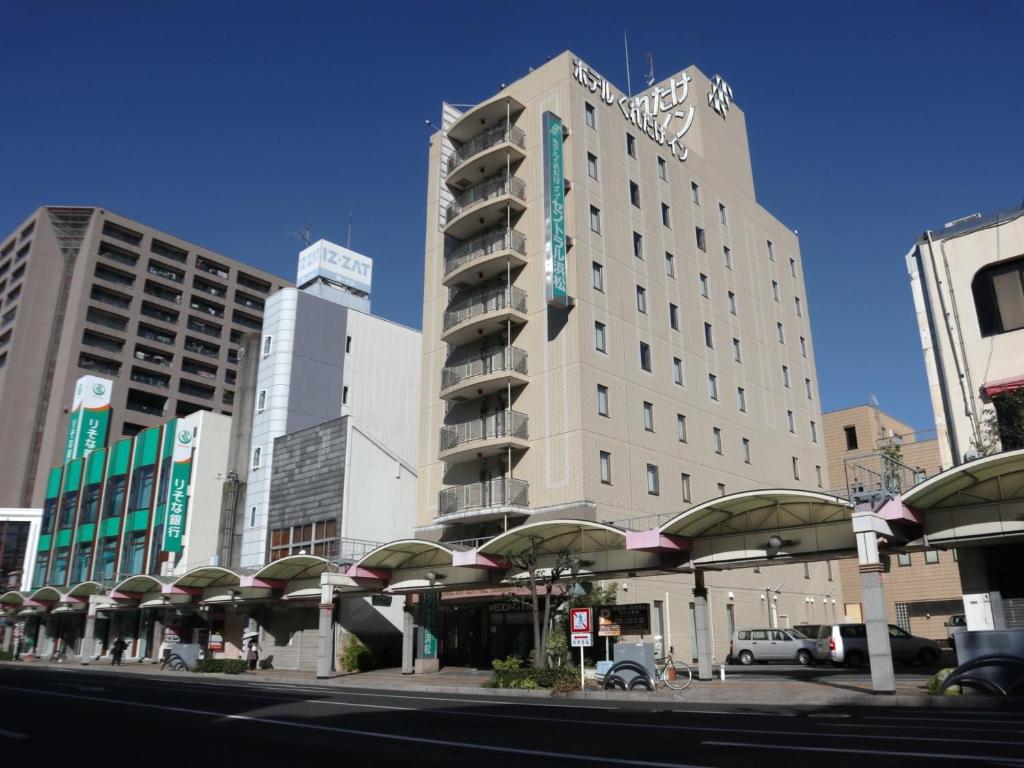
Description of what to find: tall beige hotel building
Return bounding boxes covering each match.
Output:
[418,52,836,660]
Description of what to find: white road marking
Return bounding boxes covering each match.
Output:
[0,728,27,740]
[703,740,1024,764]
[821,721,1023,735]
[0,685,712,768]
[865,714,1024,726]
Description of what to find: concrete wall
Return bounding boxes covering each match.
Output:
[268,417,346,535]
[341,423,417,545]
[174,411,231,574]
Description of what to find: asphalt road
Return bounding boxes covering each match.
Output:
[1,666,1021,767]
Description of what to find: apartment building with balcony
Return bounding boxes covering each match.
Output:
[0,207,288,509]
[417,52,837,664]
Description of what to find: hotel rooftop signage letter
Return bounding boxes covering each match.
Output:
[573,58,695,162]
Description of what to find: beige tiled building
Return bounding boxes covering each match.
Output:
[824,403,963,641]
[417,51,838,663]
[0,207,288,508]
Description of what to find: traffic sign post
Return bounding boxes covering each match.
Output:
[569,608,593,690]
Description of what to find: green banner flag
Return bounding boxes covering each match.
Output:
[542,111,569,308]
[161,419,195,553]
[64,375,112,463]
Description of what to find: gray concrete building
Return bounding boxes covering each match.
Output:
[0,207,289,508]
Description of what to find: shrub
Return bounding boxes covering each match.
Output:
[487,656,579,691]
[0,651,13,662]
[193,658,248,674]
[927,668,961,695]
[341,638,375,672]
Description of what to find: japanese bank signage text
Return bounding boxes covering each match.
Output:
[598,603,651,637]
[297,239,373,295]
[542,111,569,308]
[161,418,195,552]
[573,58,695,162]
[64,375,112,463]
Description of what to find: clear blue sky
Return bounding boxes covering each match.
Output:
[2,1,1022,431]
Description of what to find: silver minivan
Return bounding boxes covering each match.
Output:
[730,628,817,666]
[816,623,941,667]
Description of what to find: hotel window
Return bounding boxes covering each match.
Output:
[897,552,912,567]
[712,427,723,454]
[767,240,775,260]
[737,387,747,412]
[681,473,692,502]
[633,231,643,259]
[657,156,667,180]
[346,335,352,353]
[795,297,803,317]
[925,550,940,564]
[816,465,823,488]
[717,482,727,496]
[704,322,714,348]
[728,291,737,315]
[669,303,679,330]
[262,335,272,357]
[257,390,267,412]
[252,446,262,470]
[677,414,688,442]
[723,246,732,270]
[592,261,604,291]
[249,506,257,527]
[800,336,808,358]
[585,102,596,128]
[790,257,797,277]
[639,341,652,371]
[665,252,675,278]
[672,357,684,386]
[691,181,700,204]
[810,420,819,443]
[805,378,813,399]
[844,425,858,450]
[973,256,1024,336]
[270,519,339,561]
[699,273,709,298]
[597,384,609,416]
[718,203,728,225]
[742,437,751,464]
[636,285,647,314]
[782,365,791,388]
[792,456,800,480]
[626,132,637,157]
[594,322,607,353]
[600,451,612,484]
[630,181,641,208]
[646,464,660,495]
[342,385,350,405]
[772,280,780,301]
[695,227,707,252]
[587,152,598,179]
[708,373,718,400]
[643,401,655,432]
[589,206,602,234]
[787,410,796,433]
[733,338,742,363]
[661,203,671,228]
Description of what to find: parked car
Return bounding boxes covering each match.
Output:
[946,614,968,644]
[816,623,941,668]
[793,624,823,642]
[730,628,818,666]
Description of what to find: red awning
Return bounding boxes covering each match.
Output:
[983,375,1024,397]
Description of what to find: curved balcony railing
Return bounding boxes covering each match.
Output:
[446,174,525,223]
[440,409,528,452]
[439,478,529,516]
[441,346,527,391]
[447,122,526,174]
[445,229,526,277]
[443,285,526,331]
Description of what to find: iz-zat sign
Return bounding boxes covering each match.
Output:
[573,58,695,162]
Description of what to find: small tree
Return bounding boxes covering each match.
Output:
[879,439,904,494]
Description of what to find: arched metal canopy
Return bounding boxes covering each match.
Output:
[29,586,62,602]
[173,566,242,589]
[254,555,336,581]
[113,574,169,595]
[0,590,25,607]
[903,448,1024,545]
[354,540,457,571]
[66,581,105,598]
[478,520,627,557]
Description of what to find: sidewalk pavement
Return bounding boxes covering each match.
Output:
[5,658,1022,711]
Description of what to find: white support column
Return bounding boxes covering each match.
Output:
[401,604,415,675]
[316,580,334,679]
[692,571,713,681]
[852,510,896,693]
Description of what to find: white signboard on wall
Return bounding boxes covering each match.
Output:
[297,239,373,294]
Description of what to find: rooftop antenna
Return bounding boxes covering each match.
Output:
[346,211,353,249]
[645,53,655,87]
[290,224,312,247]
[623,31,632,97]
[869,393,880,407]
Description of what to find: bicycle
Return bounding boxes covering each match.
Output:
[654,647,693,690]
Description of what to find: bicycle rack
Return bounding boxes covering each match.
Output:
[603,660,656,692]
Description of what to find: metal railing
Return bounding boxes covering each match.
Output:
[440,409,528,452]
[445,228,526,276]
[441,345,527,391]
[445,174,525,223]
[439,477,529,516]
[447,122,526,173]
[443,285,526,331]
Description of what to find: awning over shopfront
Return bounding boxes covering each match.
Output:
[254,554,336,582]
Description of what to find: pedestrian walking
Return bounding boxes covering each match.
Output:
[158,636,170,670]
[246,639,260,671]
[111,635,127,666]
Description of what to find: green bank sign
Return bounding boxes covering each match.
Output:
[542,111,569,308]
[64,375,112,463]
[161,424,195,553]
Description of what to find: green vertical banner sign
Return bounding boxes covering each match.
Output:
[64,375,113,463]
[542,111,569,308]
[161,417,195,553]
[421,591,439,659]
